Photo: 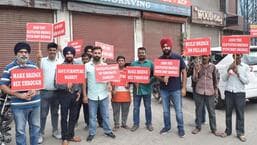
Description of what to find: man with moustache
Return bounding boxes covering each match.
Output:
[157,38,186,137]
[83,46,115,142]
[56,47,82,145]
[191,55,220,136]
[0,42,40,145]
[37,42,63,143]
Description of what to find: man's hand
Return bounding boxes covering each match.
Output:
[15,92,31,100]
[181,87,186,97]
[27,90,36,98]
[67,83,73,92]
[164,76,169,85]
[76,92,81,102]
[82,94,88,104]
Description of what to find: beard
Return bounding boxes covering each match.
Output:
[65,57,74,63]
[163,49,171,55]
[16,56,29,64]
[93,56,101,62]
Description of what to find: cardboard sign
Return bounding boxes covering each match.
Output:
[183,37,211,56]
[56,64,85,84]
[161,0,192,7]
[221,35,250,54]
[250,24,257,37]
[95,41,114,59]
[126,66,150,84]
[111,70,128,86]
[11,69,43,91]
[68,39,84,56]
[26,23,53,42]
[53,21,65,38]
[154,59,180,77]
[95,64,120,82]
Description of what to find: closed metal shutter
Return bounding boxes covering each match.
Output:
[72,12,134,63]
[0,7,54,75]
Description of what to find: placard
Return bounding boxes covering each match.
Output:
[183,37,211,56]
[221,35,250,54]
[56,64,85,84]
[154,59,180,77]
[126,66,150,84]
[95,64,120,82]
[26,23,53,42]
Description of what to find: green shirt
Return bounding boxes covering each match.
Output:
[131,59,154,96]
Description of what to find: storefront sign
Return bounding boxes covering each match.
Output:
[191,6,224,26]
[76,0,191,16]
[56,64,85,84]
[221,35,250,54]
[183,37,211,56]
[154,59,180,77]
[95,64,120,82]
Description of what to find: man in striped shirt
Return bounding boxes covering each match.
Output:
[0,42,40,145]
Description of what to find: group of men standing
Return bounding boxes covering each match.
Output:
[0,37,249,145]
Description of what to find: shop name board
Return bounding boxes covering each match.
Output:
[76,0,191,16]
[192,6,224,26]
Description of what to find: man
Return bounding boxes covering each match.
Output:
[84,45,93,58]
[83,46,115,142]
[56,47,82,145]
[130,47,154,132]
[220,54,249,142]
[158,37,186,137]
[191,55,220,135]
[111,56,131,131]
[37,42,63,143]
[0,42,40,145]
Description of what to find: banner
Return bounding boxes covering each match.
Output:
[111,70,128,86]
[221,35,250,54]
[126,66,150,84]
[95,41,114,59]
[95,64,120,82]
[11,69,43,91]
[68,39,84,56]
[183,37,211,56]
[26,23,53,42]
[154,59,180,77]
[56,64,85,84]
[53,21,65,38]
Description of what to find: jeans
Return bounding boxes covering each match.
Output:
[194,94,216,131]
[12,106,40,145]
[88,97,112,135]
[40,90,60,135]
[112,102,130,126]
[160,89,184,131]
[59,91,80,140]
[193,92,206,124]
[224,91,246,136]
[133,94,152,126]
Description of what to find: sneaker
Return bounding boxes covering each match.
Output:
[146,125,154,132]
[178,130,185,138]
[104,132,116,139]
[130,125,139,132]
[86,135,95,142]
[160,127,170,134]
[38,135,43,144]
[52,131,62,140]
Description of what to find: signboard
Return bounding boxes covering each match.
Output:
[154,59,180,77]
[221,35,250,54]
[76,0,191,16]
[56,64,85,84]
[26,23,53,42]
[183,37,211,56]
[112,70,128,86]
[68,39,84,56]
[95,64,120,82]
[126,66,150,84]
[53,21,66,37]
[11,69,43,91]
[95,41,114,59]
[250,24,257,37]
[161,0,191,7]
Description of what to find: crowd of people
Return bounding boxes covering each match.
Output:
[0,37,250,145]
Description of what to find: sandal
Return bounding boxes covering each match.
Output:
[211,131,223,136]
[69,136,81,142]
[219,132,228,138]
[237,135,247,142]
[191,128,201,134]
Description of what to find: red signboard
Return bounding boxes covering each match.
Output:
[161,0,192,7]
[11,69,43,91]
[26,23,53,42]
[221,35,250,54]
[68,39,84,56]
[56,64,85,84]
[154,59,180,77]
[183,37,211,56]
[250,24,257,37]
[95,41,114,59]
[111,70,128,86]
[95,64,120,82]
[126,66,150,84]
[53,21,65,38]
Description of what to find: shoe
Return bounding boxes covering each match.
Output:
[68,136,81,142]
[146,125,154,132]
[105,132,116,139]
[237,135,247,142]
[86,135,94,142]
[113,125,119,131]
[121,125,130,129]
[38,135,43,144]
[52,131,62,140]
[191,128,201,134]
[130,125,139,132]
[178,130,185,138]
[160,127,170,135]
[219,132,228,138]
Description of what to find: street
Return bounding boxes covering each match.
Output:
[8,95,257,145]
